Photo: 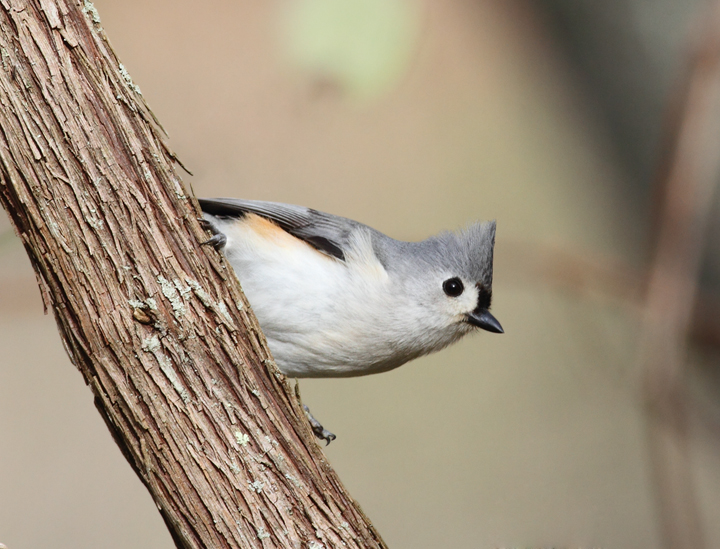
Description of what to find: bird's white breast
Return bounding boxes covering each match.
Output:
[212,213,464,377]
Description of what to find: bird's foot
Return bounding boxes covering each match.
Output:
[303,404,336,445]
[199,218,227,250]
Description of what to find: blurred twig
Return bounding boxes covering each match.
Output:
[499,240,646,304]
[639,1,720,547]
[499,240,720,350]
[502,5,720,545]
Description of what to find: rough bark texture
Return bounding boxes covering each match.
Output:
[0,2,386,548]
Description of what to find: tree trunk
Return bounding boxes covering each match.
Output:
[0,1,386,548]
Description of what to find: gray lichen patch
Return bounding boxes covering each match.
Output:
[229,460,241,474]
[118,63,142,95]
[234,431,250,446]
[158,275,187,319]
[141,334,161,353]
[173,178,186,200]
[284,473,302,488]
[216,300,231,321]
[186,278,212,307]
[186,278,235,325]
[141,334,190,402]
[85,212,104,230]
[158,354,190,403]
[82,0,102,27]
[174,278,192,300]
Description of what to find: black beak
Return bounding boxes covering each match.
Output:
[467,309,504,333]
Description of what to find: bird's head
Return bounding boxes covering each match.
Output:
[400,220,503,345]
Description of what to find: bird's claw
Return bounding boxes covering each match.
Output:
[303,404,337,445]
[199,218,227,250]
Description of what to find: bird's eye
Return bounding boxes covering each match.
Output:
[443,277,464,297]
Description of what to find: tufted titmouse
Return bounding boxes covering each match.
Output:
[199,198,502,439]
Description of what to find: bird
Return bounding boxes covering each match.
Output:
[199,198,503,441]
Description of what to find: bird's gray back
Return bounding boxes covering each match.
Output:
[198,198,366,261]
[199,197,495,287]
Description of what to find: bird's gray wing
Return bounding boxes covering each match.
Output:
[198,198,362,261]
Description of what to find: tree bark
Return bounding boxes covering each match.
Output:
[0,2,386,548]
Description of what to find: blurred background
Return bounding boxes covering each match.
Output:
[2,0,720,547]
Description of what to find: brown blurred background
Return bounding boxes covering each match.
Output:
[2,0,720,547]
